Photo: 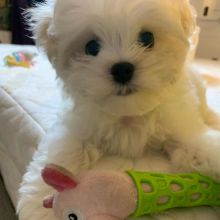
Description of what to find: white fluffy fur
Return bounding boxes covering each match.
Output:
[18,0,220,219]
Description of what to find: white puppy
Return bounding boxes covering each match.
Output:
[18,0,220,219]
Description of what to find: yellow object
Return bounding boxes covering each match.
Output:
[0,0,7,8]
[5,55,30,68]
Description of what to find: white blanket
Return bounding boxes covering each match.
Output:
[0,45,67,206]
[0,44,220,219]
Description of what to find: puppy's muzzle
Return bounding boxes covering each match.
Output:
[111,62,134,85]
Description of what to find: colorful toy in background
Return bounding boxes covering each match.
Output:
[4,51,37,68]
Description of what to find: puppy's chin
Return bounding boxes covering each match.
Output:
[96,91,160,117]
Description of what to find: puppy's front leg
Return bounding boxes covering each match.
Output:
[162,101,220,181]
[17,125,101,220]
[171,129,220,180]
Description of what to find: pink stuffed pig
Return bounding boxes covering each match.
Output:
[42,165,137,220]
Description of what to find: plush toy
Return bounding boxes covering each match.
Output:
[42,165,220,220]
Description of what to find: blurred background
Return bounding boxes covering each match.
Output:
[0,0,44,44]
[191,0,220,60]
[0,0,220,60]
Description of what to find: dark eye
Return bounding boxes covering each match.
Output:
[68,213,78,220]
[138,31,154,48]
[85,40,101,56]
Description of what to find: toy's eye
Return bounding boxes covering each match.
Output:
[85,40,101,56]
[65,209,82,220]
[138,31,154,48]
[68,213,78,220]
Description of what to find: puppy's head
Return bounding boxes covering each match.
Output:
[31,0,196,116]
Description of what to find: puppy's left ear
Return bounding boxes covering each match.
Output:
[27,1,57,62]
[177,0,197,37]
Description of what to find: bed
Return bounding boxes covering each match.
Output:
[0,44,220,219]
[0,44,67,207]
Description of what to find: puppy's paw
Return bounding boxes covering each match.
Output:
[191,153,220,181]
[171,147,220,182]
[204,110,220,131]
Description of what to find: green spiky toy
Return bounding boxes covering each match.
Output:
[127,171,220,217]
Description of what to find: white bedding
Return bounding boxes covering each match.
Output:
[0,45,67,206]
[0,44,220,219]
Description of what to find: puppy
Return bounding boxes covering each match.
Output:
[18,0,220,219]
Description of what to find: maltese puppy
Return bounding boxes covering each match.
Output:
[18,0,220,219]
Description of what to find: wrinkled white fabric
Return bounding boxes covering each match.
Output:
[0,45,67,206]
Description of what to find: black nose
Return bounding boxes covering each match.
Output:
[111,62,134,85]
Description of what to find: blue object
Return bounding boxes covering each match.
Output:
[12,52,21,62]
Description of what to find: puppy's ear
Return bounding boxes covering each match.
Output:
[177,0,197,37]
[27,1,57,61]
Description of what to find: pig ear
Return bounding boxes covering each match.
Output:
[43,195,54,209]
[42,164,77,192]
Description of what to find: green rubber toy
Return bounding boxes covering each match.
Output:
[127,171,220,217]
